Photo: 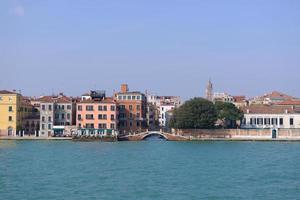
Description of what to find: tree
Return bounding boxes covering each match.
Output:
[214,101,244,128]
[169,98,217,129]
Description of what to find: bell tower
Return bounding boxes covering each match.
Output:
[205,79,213,101]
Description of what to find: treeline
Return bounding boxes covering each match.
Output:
[169,98,244,129]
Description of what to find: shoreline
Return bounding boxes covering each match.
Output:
[1,136,300,142]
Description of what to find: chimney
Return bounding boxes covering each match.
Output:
[121,84,129,93]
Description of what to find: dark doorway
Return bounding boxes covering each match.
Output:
[272,129,277,139]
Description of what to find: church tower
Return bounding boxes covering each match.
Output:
[205,79,213,101]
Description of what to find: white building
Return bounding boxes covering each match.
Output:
[159,104,175,127]
[241,105,300,129]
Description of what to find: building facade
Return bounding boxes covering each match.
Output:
[159,104,175,127]
[76,98,118,133]
[115,84,147,134]
[241,105,300,129]
[39,94,76,137]
[0,90,36,136]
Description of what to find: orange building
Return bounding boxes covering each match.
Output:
[76,98,118,132]
[115,84,147,134]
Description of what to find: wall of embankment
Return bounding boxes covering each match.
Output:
[174,128,300,140]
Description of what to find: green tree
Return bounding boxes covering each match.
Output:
[169,98,217,129]
[214,101,244,128]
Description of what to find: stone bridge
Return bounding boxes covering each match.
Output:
[118,131,188,141]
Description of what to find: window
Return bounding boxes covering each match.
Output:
[132,96,136,100]
[137,96,141,100]
[111,115,115,120]
[86,123,94,129]
[42,105,45,110]
[122,96,126,100]
[67,113,70,120]
[130,113,133,119]
[290,118,294,126]
[120,105,125,110]
[78,114,82,120]
[78,123,81,128]
[48,117,52,122]
[272,118,278,125]
[137,113,140,118]
[136,105,140,111]
[48,105,52,111]
[250,118,253,125]
[8,106,13,112]
[103,106,107,111]
[67,105,71,110]
[98,114,103,119]
[118,96,122,100]
[98,105,103,111]
[103,114,107,119]
[86,105,94,111]
[8,116,12,121]
[48,124,51,129]
[111,105,115,111]
[265,118,270,125]
[61,114,65,119]
[55,114,59,119]
[137,121,140,127]
[62,105,65,110]
[280,118,283,126]
[110,123,115,129]
[127,96,131,100]
[130,121,133,127]
[86,114,94,120]
[78,105,82,111]
[42,124,45,130]
[129,105,133,110]
[42,116,45,122]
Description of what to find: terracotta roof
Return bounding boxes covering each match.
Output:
[276,100,300,106]
[38,95,72,103]
[241,105,299,114]
[233,96,246,102]
[79,97,116,104]
[263,91,294,100]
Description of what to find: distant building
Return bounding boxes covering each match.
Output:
[213,92,235,103]
[38,94,76,137]
[249,91,297,105]
[159,103,175,127]
[146,92,181,128]
[241,104,300,130]
[115,84,147,134]
[0,90,37,137]
[76,98,118,134]
[205,79,213,101]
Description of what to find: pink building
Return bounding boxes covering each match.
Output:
[76,98,118,131]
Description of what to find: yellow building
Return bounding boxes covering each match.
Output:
[0,90,35,136]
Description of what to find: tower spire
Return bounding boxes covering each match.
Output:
[205,79,213,101]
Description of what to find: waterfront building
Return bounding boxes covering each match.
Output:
[115,84,147,134]
[0,90,37,136]
[76,97,118,135]
[241,104,300,130]
[38,94,76,137]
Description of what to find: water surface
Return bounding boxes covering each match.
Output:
[1,140,300,200]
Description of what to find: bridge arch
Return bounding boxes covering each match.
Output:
[141,132,168,140]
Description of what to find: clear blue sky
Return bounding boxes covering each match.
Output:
[1,0,300,99]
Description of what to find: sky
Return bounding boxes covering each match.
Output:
[1,0,300,100]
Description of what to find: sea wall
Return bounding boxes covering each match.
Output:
[174,128,300,140]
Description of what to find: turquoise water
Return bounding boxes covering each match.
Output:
[1,140,300,200]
